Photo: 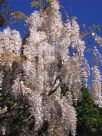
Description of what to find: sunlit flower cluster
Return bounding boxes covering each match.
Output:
[94,34,102,46]
[0,27,22,66]
[91,66,102,105]
[1,0,102,135]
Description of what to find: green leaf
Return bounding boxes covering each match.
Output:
[31,1,39,7]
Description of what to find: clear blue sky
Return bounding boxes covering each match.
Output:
[7,0,102,35]
[4,0,102,38]
[7,0,102,26]
[5,0,102,37]
[62,0,102,26]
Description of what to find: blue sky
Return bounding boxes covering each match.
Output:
[6,0,102,26]
[5,0,102,37]
[4,0,102,36]
[4,0,102,38]
[61,0,102,26]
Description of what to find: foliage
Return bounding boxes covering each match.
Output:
[11,11,27,20]
[0,0,9,27]
[60,83,69,96]
[80,24,101,39]
[31,0,55,14]
[0,0,28,28]
[76,88,102,136]
[0,87,35,136]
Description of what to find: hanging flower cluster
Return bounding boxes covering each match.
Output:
[0,0,102,135]
[91,66,102,106]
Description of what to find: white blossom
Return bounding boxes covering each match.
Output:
[1,0,102,135]
[94,34,102,46]
[91,66,102,105]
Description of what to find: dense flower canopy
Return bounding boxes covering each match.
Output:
[0,0,102,135]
